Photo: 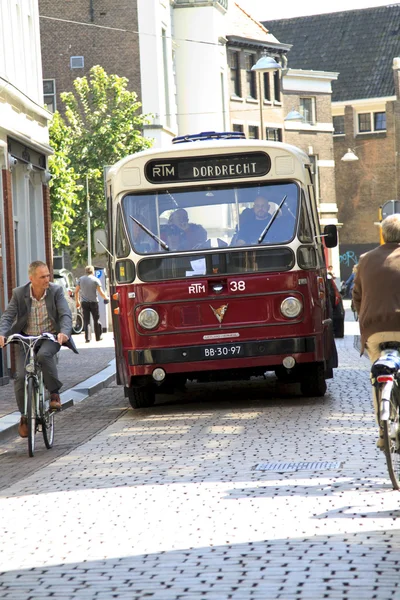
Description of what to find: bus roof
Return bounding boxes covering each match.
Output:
[106,139,311,184]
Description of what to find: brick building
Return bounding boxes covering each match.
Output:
[282,68,339,273]
[39,0,142,114]
[263,4,400,281]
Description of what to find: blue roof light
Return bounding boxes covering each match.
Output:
[172,131,246,144]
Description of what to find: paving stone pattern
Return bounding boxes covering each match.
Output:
[1,325,400,599]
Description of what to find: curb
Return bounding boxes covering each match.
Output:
[0,359,116,441]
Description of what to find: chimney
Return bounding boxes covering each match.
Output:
[393,57,400,99]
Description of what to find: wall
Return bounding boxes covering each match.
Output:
[173,4,228,135]
[334,102,399,249]
[138,0,178,146]
[339,242,377,283]
[39,0,142,114]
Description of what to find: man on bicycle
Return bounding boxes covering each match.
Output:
[352,214,400,447]
[0,261,78,437]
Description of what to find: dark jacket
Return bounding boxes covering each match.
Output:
[0,282,78,353]
[352,243,400,353]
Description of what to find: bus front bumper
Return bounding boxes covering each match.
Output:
[128,336,316,367]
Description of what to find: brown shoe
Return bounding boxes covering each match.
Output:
[50,393,62,411]
[18,416,28,438]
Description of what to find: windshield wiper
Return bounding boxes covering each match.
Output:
[258,194,288,244]
[129,216,169,251]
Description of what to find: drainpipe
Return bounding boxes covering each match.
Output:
[89,0,94,22]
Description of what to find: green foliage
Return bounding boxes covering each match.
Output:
[49,65,152,264]
[48,112,81,248]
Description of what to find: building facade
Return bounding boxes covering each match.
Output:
[263,4,400,280]
[39,0,142,115]
[282,69,339,274]
[0,0,53,379]
[39,0,339,270]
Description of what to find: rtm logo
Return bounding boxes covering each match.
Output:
[152,163,175,178]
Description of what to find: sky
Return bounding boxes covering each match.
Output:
[237,0,400,20]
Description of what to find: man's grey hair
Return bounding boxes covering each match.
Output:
[381,214,400,243]
[28,261,47,276]
[85,265,95,274]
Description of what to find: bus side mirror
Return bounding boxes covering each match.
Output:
[94,229,109,255]
[323,224,338,248]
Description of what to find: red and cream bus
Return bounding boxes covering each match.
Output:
[105,132,338,408]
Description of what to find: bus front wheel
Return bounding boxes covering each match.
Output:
[300,364,327,397]
[126,386,155,409]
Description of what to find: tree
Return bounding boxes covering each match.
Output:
[48,111,81,248]
[49,65,152,264]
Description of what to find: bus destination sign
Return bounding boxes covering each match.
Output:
[145,152,271,184]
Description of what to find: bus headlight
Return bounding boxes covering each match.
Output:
[138,308,160,330]
[280,297,302,318]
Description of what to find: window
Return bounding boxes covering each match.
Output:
[374,112,386,131]
[70,56,84,69]
[244,52,257,99]
[232,124,244,134]
[248,125,259,139]
[358,111,386,133]
[265,128,282,141]
[228,49,241,97]
[273,70,281,102]
[358,113,371,132]
[43,79,56,112]
[333,115,344,135]
[300,97,316,124]
[263,72,271,101]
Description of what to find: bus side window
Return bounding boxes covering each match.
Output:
[298,193,313,243]
[116,205,130,258]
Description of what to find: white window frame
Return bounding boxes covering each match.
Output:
[332,115,345,136]
[70,56,84,69]
[43,79,56,113]
[357,110,386,134]
[300,97,316,125]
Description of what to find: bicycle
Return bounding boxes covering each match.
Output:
[72,308,83,335]
[5,333,59,457]
[371,342,400,490]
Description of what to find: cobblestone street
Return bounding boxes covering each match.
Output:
[0,311,399,599]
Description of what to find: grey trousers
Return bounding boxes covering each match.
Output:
[14,339,62,414]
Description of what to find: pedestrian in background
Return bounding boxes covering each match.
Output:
[75,266,109,343]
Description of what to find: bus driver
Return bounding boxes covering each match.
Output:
[234,196,278,246]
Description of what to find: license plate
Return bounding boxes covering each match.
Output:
[203,344,243,359]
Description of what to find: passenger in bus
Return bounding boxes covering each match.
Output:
[168,209,208,249]
[233,196,277,245]
[233,195,294,246]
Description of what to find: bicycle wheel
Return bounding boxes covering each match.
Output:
[39,373,54,449]
[26,377,37,457]
[381,383,400,490]
[72,311,83,335]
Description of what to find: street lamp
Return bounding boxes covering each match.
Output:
[284,108,304,122]
[251,52,282,140]
[341,148,359,161]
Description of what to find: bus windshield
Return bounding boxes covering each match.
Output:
[121,182,299,255]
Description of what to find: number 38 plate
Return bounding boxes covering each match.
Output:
[203,344,243,359]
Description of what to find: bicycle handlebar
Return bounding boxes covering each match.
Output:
[5,333,58,346]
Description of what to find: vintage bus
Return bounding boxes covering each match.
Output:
[105,132,338,408]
